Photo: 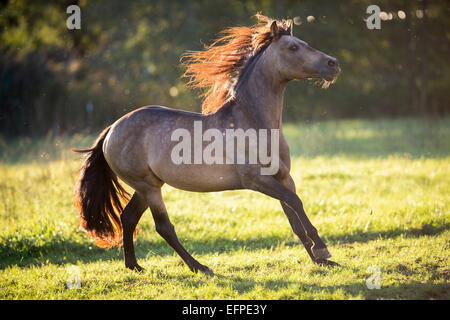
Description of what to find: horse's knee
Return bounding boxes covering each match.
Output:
[306,225,318,238]
[155,221,175,239]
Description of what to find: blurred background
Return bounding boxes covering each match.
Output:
[0,0,448,138]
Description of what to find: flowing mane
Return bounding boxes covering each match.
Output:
[181,14,292,114]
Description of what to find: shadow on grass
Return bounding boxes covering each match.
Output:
[1,222,448,270]
[151,271,449,299]
[323,222,450,245]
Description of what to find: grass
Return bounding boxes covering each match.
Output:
[0,117,449,299]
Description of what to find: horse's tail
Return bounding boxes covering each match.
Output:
[73,126,130,248]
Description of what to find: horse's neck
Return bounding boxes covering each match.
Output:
[234,56,287,129]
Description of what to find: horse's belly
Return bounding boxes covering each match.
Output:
[154,164,242,192]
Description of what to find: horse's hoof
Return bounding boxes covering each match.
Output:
[201,267,215,276]
[126,264,145,273]
[311,247,332,260]
[192,264,214,276]
[315,259,341,267]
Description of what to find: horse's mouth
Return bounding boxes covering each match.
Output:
[322,67,340,81]
[313,69,340,89]
[323,74,337,81]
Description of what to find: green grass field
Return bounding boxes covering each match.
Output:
[0,117,449,299]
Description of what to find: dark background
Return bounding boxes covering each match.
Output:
[0,0,448,137]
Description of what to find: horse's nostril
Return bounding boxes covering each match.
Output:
[328,59,336,67]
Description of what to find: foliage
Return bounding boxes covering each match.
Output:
[0,0,449,136]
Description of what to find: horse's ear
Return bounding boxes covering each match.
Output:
[270,20,280,40]
[287,19,293,36]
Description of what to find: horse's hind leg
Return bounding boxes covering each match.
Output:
[121,192,148,271]
[143,186,214,275]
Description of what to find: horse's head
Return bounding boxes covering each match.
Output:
[182,14,341,114]
[265,21,340,86]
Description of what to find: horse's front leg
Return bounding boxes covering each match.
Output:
[277,174,339,266]
[243,172,331,260]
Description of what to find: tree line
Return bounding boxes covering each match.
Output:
[0,0,448,137]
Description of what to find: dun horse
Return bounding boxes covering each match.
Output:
[74,14,340,273]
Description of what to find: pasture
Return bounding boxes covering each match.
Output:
[0,117,448,299]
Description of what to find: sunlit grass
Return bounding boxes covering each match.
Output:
[0,117,448,299]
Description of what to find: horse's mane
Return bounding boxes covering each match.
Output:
[181,14,292,114]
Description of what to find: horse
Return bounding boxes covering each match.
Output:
[73,14,340,274]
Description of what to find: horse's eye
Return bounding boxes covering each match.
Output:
[289,45,298,51]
